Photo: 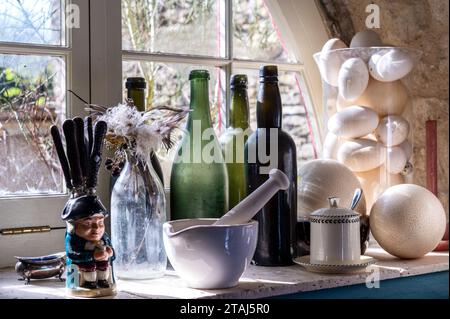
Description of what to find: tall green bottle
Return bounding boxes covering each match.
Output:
[219,74,251,209]
[170,70,228,219]
[125,77,164,186]
[245,65,297,266]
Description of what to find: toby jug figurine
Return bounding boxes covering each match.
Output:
[51,117,116,297]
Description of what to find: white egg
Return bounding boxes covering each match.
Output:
[385,146,407,174]
[350,30,383,48]
[319,38,348,87]
[322,132,346,159]
[337,138,386,172]
[338,58,369,101]
[356,78,409,116]
[328,106,379,138]
[356,166,405,211]
[369,49,414,82]
[370,184,447,259]
[368,53,385,81]
[398,139,413,160]
[375,115,410,146]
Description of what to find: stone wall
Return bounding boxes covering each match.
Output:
[316,0,449,218]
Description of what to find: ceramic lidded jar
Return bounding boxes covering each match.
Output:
[310,197,361,264]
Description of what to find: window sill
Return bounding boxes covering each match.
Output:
[0,247,448,299]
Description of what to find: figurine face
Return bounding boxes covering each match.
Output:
[74,214,105,242]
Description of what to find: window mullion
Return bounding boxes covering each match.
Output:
[224,0,233,129]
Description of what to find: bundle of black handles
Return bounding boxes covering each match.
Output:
[51,117,107,197]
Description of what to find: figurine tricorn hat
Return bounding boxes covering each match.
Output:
[62,195,108,221]
[50,117,108,220]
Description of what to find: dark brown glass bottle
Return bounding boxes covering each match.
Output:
[125,77,164,186]
[245,66,297,266]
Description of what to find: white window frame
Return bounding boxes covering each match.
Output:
[0,0,90,266]
[0,0,329,267]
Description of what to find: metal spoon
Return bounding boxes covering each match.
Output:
[350,188,363,210]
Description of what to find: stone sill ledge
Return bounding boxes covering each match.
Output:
[0,247,448,299]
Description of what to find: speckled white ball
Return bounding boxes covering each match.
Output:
[370,184,446,259]
[298,159,366,219]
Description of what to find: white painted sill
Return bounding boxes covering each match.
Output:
[0,247,448,299]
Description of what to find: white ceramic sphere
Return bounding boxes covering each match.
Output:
[328,106,379,138]
[338,58,369,101]
[370,184,446,259]
[356,78,409,116]
[398,139,413,160]
[298,159,366,219]
[356,166,404,211]
[337,138,386,172]
[319,38,348,87]
[375,115,410,147]
[385,146,407,174]
[350,30,383,48]
[322,132,345,160]
[369,50,414,82]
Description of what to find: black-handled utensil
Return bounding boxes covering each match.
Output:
[74,117,88,180]
[62,119,83,189]
[50,125,73,190]
[85,116,93,157]
[86,120,107,189]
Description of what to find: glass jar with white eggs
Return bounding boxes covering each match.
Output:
[313,31,422,214]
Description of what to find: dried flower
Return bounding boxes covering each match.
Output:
[84,100,189,175]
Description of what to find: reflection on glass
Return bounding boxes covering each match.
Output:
[233,68,317,168]
[0,54,66,197]
[233,0,296,62]
[122,0,225,57]
[123,60,225,186]
[0,0,65,46]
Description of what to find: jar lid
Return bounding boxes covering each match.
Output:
[310,197,359,223]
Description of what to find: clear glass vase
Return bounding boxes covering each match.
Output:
[313,47,422,212]
[111,150,167,279]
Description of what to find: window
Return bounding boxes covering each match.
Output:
[121,0,319,186]
[0,0,89,266]
[0,0,327,266]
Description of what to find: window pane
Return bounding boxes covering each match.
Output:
[0,0,65,46]
[0,54,66,197]
[123,60,225,186]
[122,0,225,57]
[233,68,317,168]
[233,0,296,63]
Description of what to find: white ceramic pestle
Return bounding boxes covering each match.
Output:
[213,169,290,226]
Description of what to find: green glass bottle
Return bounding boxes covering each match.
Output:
[170,70,228,220]
[125,77,164,186]
[219,75,251,209]
[245,65,297,266]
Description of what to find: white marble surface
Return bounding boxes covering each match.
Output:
[1,247,448,299]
